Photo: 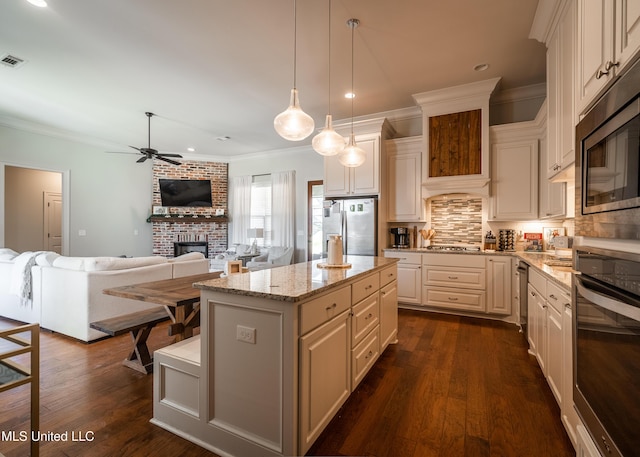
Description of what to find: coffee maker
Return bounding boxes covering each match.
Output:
[390,227,410,248]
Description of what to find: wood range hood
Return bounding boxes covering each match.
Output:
[413,77,501,199]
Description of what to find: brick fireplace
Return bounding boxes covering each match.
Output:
[151,160,228,259]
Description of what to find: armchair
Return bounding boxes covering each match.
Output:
[246,246,294,271]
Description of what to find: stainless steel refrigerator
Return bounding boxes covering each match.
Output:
[322,197,377,257]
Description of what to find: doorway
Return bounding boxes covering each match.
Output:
[307,180,323,260]
[4,165,64,253]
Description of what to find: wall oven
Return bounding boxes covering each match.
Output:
[575,57,640,240]
[573,247,640,457]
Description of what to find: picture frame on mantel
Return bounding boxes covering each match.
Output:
[543,226,565,251]
[152,205,168,215]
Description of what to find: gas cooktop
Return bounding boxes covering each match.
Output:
[425,245,482,252]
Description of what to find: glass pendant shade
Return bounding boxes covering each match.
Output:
[312,115,345,156]
[274,88,315,141]
[338,133,366,167]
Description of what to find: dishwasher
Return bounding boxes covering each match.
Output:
[516,261,529,338]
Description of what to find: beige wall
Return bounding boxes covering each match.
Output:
[5,166,62,252]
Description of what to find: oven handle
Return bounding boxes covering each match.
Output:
[575,275,640,322]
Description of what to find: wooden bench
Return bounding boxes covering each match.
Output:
[90,307,170,374]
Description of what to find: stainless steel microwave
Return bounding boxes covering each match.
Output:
[575,57,640,240]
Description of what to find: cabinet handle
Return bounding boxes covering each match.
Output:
[565,303,571,309]
[530,291,537,297]
[448,276,459,280]
[365,350,374,360]
[326,303,337,311]
[365,285,373,290]
[605,60,620,71]
[365,313,373,320]
[448,297,458,301]
[596,61,618,80]
[549,294,558,301]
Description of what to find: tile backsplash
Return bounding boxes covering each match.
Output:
[430,195,482,245]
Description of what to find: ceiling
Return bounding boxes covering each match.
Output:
[0,0,546,161]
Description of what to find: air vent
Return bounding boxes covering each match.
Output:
[1,54,26,69]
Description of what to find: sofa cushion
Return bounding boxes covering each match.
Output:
[52,255,168,272]
[0,248,18,261]
[169,252,205,262]
[35,251,60,266]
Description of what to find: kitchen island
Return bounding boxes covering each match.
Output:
[151,256,398,457]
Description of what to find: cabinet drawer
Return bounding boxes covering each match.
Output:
[351,326,379,389]
[300,286,351,335]
[424,266,485,289]
[423,286,485,312]
[379,265,397,287]
[528,268,546,296]
[352,273,380,304]
[384,251,422,265]
[351,294,380,347]
[422,253,485,268]
[546,281,570,313]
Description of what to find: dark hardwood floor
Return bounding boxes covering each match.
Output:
[0,309,574,457]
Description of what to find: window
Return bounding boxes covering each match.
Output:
[250,174,271,247]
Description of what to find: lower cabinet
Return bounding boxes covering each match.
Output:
[486,256,512,315]
[383,251,421,304]
[299,309,352,453]
[380,280,398,350]
[527,268,574,443]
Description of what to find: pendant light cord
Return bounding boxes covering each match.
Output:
[327,0,332,113]
[292,0,298,90]
[349,19,356,136]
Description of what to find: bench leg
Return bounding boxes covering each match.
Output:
[122,325,156,374]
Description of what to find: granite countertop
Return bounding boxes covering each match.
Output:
[194,256,399,303]
[384,248,572,291]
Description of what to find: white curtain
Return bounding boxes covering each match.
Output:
[271,170,295,248]
[230,175,252,246]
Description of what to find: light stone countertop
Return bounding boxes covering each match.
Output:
[194,256,399,302]
[384,248,573,291]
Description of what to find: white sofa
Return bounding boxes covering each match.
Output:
[246,246,294,271]
[209,244,251,271]
[0,250,209,342]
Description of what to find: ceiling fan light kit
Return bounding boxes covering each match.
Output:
[274,0,314,142]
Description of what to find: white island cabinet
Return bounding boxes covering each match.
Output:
[152,256,398,457]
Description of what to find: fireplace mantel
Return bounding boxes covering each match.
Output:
[147,215,228,223]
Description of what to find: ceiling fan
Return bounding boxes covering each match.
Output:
[114,112,183,166]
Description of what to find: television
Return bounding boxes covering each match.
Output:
[159,179,213,207]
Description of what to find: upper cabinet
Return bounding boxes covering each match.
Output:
[386,137,425,222]
[323,118,395,198]
[576,0,640,114]
[547,0,577,181]
[413,78,500,198]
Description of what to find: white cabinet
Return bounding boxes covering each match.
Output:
[577,0,640,114]
[547,0,576,180]
[486,256,512,316]
[538,119,567,219]
[324,135,380,197]
[384,251,422,305]
[300,309,351,452]
[386,137,425,222]
[561,300,580,448]
[528,282,547,372]
[379,267,398,351]
[490,135,539,221]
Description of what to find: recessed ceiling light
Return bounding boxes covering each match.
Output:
[345,92,355,99]
[26,0,48,7]
[474,63,489,72]
[187,147,195,152]
[216,136,230,141]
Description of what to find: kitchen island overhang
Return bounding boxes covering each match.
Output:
[151,256,399,457]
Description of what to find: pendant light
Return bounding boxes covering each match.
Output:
[274,0,315,141]
[338,18,366,168]
[312,0,346,156]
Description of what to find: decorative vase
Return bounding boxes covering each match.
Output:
[327,235,343,265]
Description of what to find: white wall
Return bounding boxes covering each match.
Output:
[227,145,324,263]
[0,125,154,257]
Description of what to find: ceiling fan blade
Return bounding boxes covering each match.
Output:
[129,146,143,152]
[136,156,148,163]
[105,151,137,155]
[158,153,183,158]
[158,156,181,166]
